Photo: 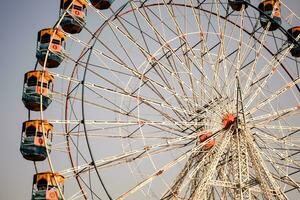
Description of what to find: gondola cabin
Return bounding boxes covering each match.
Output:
[90,0,115,10]
[198,131,216,150]
[222,113,237,129]
[60,0,87,34]
[36,28,66,68]
[22,70,54,111]
[258,0,281,31]
[287,26,300,57]
[20,120,53,161]
[228,0,250,11]
[32,172,64,200]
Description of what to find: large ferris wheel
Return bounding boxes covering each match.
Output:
[20,0,300,199]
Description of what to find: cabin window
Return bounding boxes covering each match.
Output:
[26,77,49,88]
[37,81,48,88]
[52,39,61,45]
[62,0,73,9]
[45,130,51,138]
[27,77,37,87]
[265,4,273,11]
[26,125,36,137]
[36,131,44,137]
[74,5,83,11]
[48,81,53,90]
[41,34,51,44]
[37,179,48,190]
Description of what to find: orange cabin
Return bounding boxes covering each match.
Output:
[32,172,65,200]
[198,131,216,150]
[287,26,300,57]
[60,0,87,34]
[20,120,53,161]
[36,28,66,68]
[22,70,54,111]
[258,0,281,31]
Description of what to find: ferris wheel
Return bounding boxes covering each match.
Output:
[20,0,300,199]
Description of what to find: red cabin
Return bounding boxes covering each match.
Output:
[198,131,216,150]
[222,113,237,129]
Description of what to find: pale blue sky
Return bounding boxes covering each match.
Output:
[0,1,60,199]
[1,1,300,199]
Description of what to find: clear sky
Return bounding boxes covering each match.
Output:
[1,1,300,199]
[0,1,60,199]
